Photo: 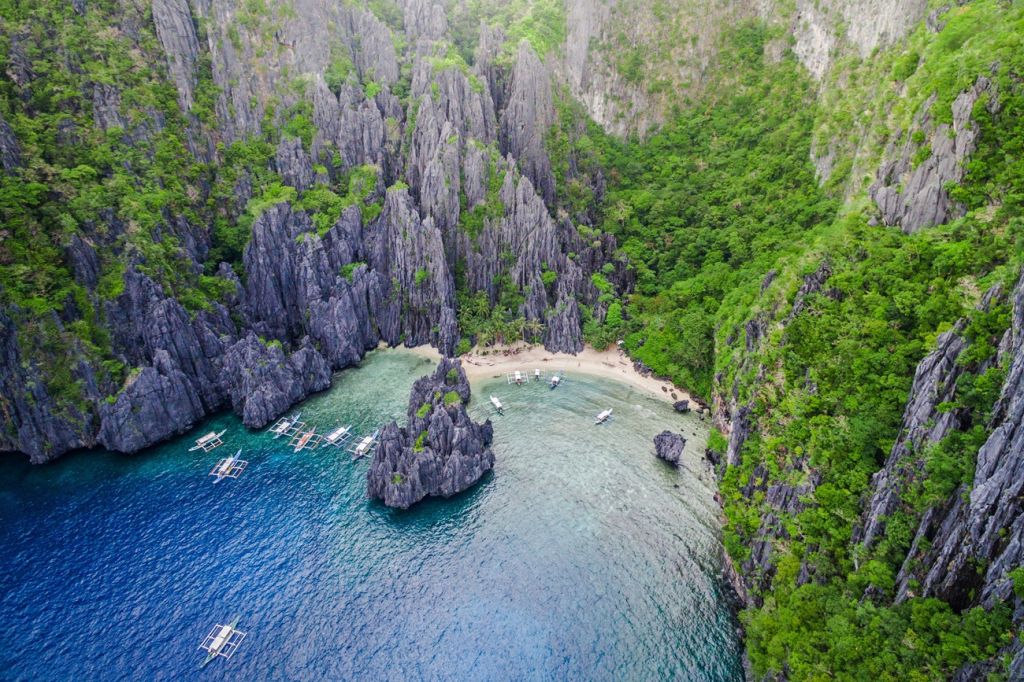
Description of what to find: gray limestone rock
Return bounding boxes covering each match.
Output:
[0,113,21,172]
[367,358,495,509]
[0,308,100,462]
[276,136,315,191]
[896,271,1024,610]
[654,431,686,466]
[98,349,205,452]
[219,334,332,428]
[92,83,126,132]
[870,77,997,233]
[152,0,199,111]
[500,42,555,207]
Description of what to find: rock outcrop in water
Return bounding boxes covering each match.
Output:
[367,358,495,509]
[653,431,685,466]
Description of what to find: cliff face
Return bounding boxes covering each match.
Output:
[712,261,1024,672]
[559,0,929,136]
[0,0,617,462]
[856,273,1024,674]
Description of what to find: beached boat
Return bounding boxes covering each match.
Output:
[199,614,246,668]
[595,408,613,425]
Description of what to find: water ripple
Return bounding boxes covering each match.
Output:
[0,350,742,680]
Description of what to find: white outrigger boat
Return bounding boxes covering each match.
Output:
[321,425,353,448]
[209,449,248,483]
[348,429,380,459]
[188,429,226,453]
[489,395,504,415]
[594,408,613,425]
[507,370,525,386]
[290,427,321,452]
[268,412,302,439]
[549,371,563,389]
[532,368,545,382]
[199,614,246,668]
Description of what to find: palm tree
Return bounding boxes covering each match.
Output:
[507,318,525,345]
[523,318,545,344]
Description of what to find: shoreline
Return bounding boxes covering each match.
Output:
[405,343,697,408]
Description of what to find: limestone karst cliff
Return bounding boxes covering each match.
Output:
[0,0,621,462]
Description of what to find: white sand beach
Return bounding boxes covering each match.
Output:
[407,343,698,408]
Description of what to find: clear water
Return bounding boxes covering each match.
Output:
[0,350,743,680]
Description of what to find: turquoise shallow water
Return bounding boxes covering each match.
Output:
[0,349,742,680]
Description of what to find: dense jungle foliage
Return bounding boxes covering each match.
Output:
[574,4,1024,679]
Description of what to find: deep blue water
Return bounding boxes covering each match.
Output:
[0,350,743,680]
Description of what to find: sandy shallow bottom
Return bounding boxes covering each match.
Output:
[407,344,699,408]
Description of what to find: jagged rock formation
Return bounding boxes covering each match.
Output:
[1,0,627,462]
[852,283,1007,553]
[0,114,21,171]
[870,76,998,233]
[653,430,685,466]
[152,0,200,111]
[501,43,555,206]
[0,310,100,462]
[242,202,388,360]
[98,350,206,452]
[855,270,1024,673]
[367,358,495,509]
[219,334,331,428]
[710,259,836,602]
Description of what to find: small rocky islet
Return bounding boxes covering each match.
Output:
[367,357,495,509]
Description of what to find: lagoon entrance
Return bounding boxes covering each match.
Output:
[0,350,742,680]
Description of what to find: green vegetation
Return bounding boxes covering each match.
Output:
[546,90,608,218]
[295,164,381,235]
[340,261,366,282]
[597,23,836,397]
[0,0,242,403]
[446,0,566,63]
[746,587,1010,680]
[325,50,355,95]
[1011,567,1024,600]
[587,9,1024,679]
[3,1,1022,676]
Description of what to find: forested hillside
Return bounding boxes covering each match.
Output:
[577,3,1024,678]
